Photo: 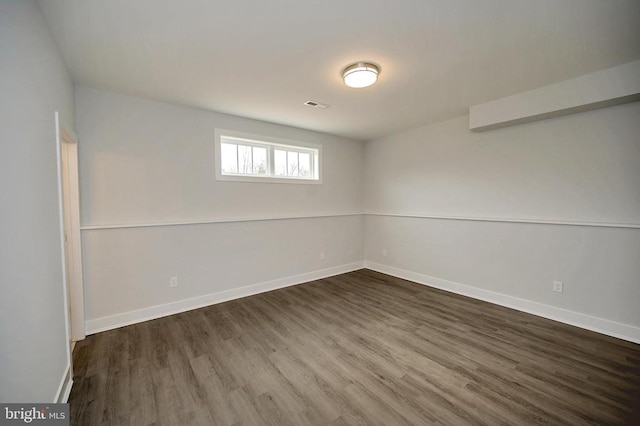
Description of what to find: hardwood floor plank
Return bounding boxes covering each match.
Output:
[128,357,157,426]
[70,269,640,425]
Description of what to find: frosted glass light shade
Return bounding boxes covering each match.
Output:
[342,62,379,88]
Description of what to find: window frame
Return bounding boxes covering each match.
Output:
[214,129,322,184]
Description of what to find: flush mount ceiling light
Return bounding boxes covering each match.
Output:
[342,62,380,88]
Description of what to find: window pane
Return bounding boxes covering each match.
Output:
[287,151,299,176]
[252,146,267,175]
[299,152,311,177]
[221,143,238,173]
[274,149,286,176]
[218,133,319,182]
[238,145,252,174]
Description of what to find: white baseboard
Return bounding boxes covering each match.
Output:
[61,377,73,403]
[86,261,365,335]
[84,258,640,344]
[54,364,73,403]
[364,261,640,344]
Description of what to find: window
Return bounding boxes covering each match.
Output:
[215,129,321,183]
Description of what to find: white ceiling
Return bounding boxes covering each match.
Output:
[39,0,640,141]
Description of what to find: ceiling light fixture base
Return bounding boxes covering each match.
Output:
[342,61,380,88]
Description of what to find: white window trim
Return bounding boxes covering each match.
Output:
[215,129,322,184]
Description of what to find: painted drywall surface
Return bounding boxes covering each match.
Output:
[365,215,640,327]
[83,216,363,322]
[0,0,74,402]
[76,87,364,323]
[76,87,364,226]
[366,102,640,225]
[469,60,640,131]
[364,103,640,328]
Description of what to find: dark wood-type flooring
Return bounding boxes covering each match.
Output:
[69,269,640,425]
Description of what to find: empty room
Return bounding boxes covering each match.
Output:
[2,0,640,424]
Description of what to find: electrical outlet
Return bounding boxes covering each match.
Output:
[320,251,325,261]
[552,280,563,293]
[170,276,179,288]
[382,249,387,257]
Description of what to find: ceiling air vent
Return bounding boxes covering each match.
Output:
[304,100,329,109]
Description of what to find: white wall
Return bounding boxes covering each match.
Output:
[0,0,75,402]
[77,87,363,225]
[366,102,640,224]
[75,87,364,331]
[364,102,640,339]
[78,86,640,340]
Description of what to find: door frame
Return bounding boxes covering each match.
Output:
[56,111,86,342]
